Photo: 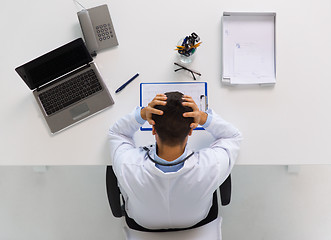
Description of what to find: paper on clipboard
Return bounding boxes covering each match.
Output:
[222,12,276,85]
[140,82,208,131]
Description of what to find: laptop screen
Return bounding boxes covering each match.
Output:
[15,38,93,90]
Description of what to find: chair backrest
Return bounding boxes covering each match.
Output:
[105,165,232,230]
[105,165,123,217]
[220,172,232,205]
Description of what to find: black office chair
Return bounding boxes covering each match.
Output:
[105,165,232,232]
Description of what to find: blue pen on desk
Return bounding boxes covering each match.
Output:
[115,73,139,93]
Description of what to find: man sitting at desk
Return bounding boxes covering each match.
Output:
[108,92,241,239]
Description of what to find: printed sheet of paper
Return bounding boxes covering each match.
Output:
[222,14,276,84]
[140,82,207,130]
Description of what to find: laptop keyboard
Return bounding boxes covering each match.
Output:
[39,69,103,115]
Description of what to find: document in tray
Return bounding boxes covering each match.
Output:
[140,82,207,130]
[222,12,276,85]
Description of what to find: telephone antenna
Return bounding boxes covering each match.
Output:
[74,0,86,10]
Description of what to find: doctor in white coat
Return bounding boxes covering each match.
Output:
[108,92,242,240]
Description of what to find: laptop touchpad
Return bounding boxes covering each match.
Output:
[70,103,90,120]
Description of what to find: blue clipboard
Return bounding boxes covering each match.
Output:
[140,82,208,131]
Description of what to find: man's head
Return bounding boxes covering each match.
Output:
[152,91,194,146]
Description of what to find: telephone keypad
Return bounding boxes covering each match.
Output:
[96,23,114,42]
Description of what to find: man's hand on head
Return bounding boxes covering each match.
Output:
[182,95,208,129]
[141,94,167,125]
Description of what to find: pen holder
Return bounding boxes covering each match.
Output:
[175,33,201,64]
[176,39,196,64]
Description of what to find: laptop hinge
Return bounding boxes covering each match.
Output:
[36,64,91,92]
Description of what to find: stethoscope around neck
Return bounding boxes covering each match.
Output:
[143,145,194,167]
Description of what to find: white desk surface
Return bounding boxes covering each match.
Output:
[1,0,331,165]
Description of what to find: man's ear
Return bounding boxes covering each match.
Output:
[152,126,156,135]
[188,128,193,136]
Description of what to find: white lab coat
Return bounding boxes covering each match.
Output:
[108,108,242,240]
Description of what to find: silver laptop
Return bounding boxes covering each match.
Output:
[15,38,114,133]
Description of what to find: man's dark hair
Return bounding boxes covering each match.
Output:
[152,91,194,146]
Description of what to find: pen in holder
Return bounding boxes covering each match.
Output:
[175,32,201,64]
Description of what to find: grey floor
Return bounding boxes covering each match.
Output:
[1,165,331,240]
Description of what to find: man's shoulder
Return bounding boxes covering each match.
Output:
[114,147,148,166]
